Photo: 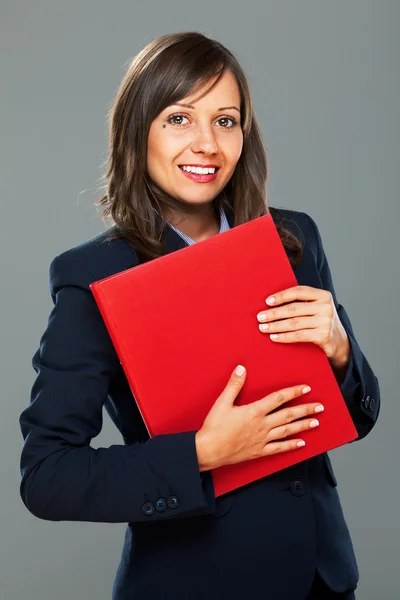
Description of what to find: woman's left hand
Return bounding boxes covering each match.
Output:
[257,285,350,365]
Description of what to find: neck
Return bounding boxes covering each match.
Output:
[163,202,220,242]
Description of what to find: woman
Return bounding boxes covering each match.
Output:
[19,32,380,599]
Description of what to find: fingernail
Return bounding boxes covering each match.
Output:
[259,323,269,331]
[310,420,319,428]
[297,441,306,447]
[266,296,275,305]
[235,365,245,376]
[315,405,324,413]
[302,386,311,394]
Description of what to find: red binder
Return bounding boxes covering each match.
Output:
[90,214,358,497]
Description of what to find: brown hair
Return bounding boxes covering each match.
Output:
[95,31,304,267]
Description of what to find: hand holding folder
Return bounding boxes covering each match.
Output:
[90,214,357,497]
[194,367,324,471]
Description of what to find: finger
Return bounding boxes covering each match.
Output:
[254,384,312,415]
[266,401,324,430]
[265,286,329,307]
[219,364,247,406]
[257,302,320,324]
[258,316,320,334]
[266,417,320,443]
[261,438,307,457]
[269,328,319,343]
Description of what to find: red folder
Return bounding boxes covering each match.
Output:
[90,214,358,497]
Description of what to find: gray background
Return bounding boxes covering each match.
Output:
[2,1,398,598]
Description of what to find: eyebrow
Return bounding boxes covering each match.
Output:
[173,102,241,113]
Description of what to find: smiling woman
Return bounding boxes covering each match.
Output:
[94,31,304,265]
[19,30,380,600]
[146,69,243,214]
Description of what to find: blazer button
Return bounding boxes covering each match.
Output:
[290,479,306,497]
[142,502,155,516]
[364,395,370,409]
[167,495,179,509]
[369,398,375,411]
[155,498,167,512]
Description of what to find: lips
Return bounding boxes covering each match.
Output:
[177,165,220,183]
[178,166,220,171]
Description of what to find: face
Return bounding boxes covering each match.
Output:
[147,69,243,209]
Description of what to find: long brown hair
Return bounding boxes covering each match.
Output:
[95,31,304,267]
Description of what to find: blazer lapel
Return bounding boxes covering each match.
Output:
[162,224,190,253]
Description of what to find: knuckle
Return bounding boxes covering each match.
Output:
[265,428,275,442]
[248,403,262,420]
[288,303,297,315]
[285,408,294,422]
[294,329,303,341]
[275,392,286,405]
[229,378,243,389]
[289,317,298,328]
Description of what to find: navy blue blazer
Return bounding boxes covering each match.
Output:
[19,208,380,600]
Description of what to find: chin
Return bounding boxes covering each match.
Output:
[171,188,217,203]
[178,196,218,206]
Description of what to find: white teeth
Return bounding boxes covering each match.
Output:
[180,165,216,174]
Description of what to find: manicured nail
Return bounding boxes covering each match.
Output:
[257,313,268,322]
[297,441,306,447]
[302,386,311,394]
[270,334,279,340]
[266,296,275,305]
[235,365,245,376]
[315,405,324,413]
[259,323,269,331]
[310,420,319,428]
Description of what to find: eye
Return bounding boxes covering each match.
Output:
[216,117,237,129]
[166,113,238,129]
[167,114,190,126]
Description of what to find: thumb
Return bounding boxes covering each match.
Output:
[219,364,247,406]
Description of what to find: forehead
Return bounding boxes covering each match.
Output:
[174,70,241,108]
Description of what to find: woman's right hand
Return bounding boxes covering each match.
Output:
[195,365,324,471]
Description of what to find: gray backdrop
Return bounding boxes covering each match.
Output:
[2,1,398,598]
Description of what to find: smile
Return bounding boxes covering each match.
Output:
[178,165,219,183]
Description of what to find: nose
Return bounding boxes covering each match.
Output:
[190,124,218,155]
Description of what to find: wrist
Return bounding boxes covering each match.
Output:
[329,336,351,384]
[195,430,218,472]
[330,335,351,368]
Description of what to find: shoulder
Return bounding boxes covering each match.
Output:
[269,206,318,236]
[49,226,139,296]
[269,206,321,262]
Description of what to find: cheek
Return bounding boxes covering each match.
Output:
[222,131,243,162]
[147,131,184,174]
[147,133,163,172]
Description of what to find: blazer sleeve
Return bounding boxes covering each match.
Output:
[19,253,216,523]
[304,212,381,441]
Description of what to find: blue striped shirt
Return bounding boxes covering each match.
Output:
[168,204,231,245]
